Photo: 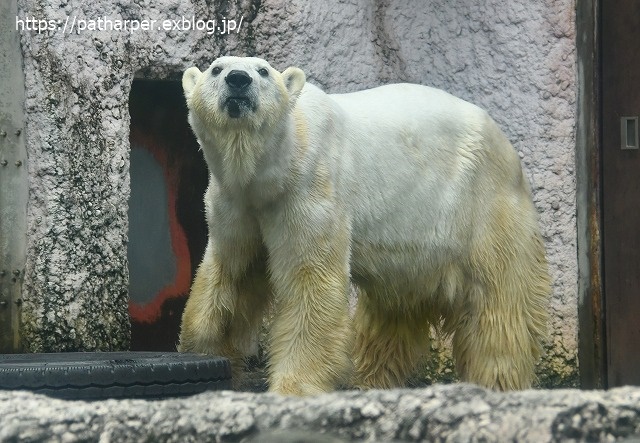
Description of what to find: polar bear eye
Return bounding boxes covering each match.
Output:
[211,66,222,76]
[258,68,269,77]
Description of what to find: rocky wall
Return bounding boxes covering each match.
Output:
[3,384,640,442]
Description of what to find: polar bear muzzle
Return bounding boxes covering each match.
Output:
[223,70,255,118]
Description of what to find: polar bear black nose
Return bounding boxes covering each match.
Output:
[225,70,252,89]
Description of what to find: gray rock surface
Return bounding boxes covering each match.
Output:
[15,0,577,383]
[1,384,640,442]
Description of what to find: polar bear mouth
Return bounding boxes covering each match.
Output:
[225,97,254,118]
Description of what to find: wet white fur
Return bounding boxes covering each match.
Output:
[178,56,550,395]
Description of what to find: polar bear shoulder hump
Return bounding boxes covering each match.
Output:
[297,82,489,125]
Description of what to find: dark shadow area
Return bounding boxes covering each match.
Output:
[128,80,208,351]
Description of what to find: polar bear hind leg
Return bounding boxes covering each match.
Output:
[449,194,550,391]
[352,287,433,389]
[351,194,549,391]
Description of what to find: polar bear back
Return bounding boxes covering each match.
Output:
[329,83,519,185]
[293,83,526,253]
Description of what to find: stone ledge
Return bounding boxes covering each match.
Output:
[1,384,639,442]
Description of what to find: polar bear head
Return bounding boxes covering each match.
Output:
[182,56,306,187]
[182,56,306,133]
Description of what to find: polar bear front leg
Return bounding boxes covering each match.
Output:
[178,243,237,355]
[177,240,269,381]
[178,190,270,384]
[262,205,353,396]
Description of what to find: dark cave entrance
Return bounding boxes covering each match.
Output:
[128,80,208,351]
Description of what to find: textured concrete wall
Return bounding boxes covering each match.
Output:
[3,385,640,442]
[16,0,577,385]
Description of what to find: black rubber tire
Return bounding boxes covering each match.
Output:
[0,352,232,400]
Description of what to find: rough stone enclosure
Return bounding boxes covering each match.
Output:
[15,0,577,384]
[2,384,640,442]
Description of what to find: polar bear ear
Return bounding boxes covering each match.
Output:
[182,67,202,100]
[282,67,306,97]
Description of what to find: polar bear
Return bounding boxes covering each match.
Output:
[177,56,550,395]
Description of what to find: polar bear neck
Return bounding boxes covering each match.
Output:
[218,129,263,187]
[201,115,293,193]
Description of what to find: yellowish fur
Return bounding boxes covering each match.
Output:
[178,56,550,395]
